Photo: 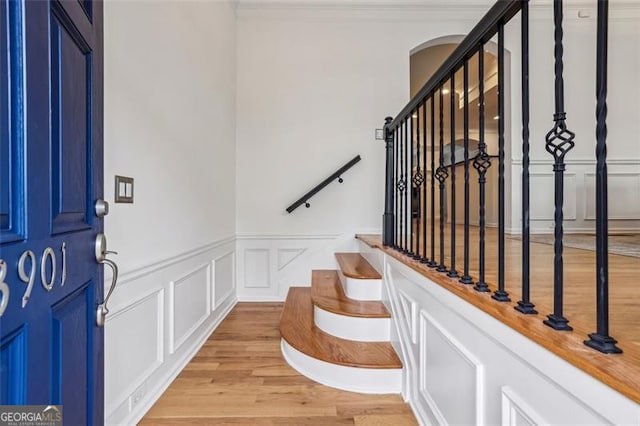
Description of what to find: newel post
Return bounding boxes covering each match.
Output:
[383,116,395,246]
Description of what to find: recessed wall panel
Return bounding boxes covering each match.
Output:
[214,252,234,308]
[530,173,577,221]
[585,173,640,220]
[244,249,270,288]
[105,291,163,409]
[420,312,483,426]
[171,264,211,352]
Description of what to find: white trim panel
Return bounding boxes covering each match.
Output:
[338,269,382,301]
[313,305,390,342]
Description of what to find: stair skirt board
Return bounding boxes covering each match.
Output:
[338,269,382,301]
[280,339,402,394]
[313,305,390,342]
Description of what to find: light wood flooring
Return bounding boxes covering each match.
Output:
[140,303,417,425]
[392,224,640,348]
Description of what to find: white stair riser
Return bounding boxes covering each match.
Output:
[313,305,390,342]
[281,339,402,394]
[338,269,382,301]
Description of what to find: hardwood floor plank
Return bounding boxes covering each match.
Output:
[140,303,414,425]
[336,253,382,279]
[311,270,390,318]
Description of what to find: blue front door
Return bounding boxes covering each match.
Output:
[0,0,104,424]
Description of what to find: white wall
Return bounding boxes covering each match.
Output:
[236,4,494,237]
[103,1,237,424]
[236,2,640,241]
[105,0,236,272]
[234,4,502,298]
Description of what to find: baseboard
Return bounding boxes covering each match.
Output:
[119,294,237,426]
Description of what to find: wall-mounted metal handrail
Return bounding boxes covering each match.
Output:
[286,155,361,213]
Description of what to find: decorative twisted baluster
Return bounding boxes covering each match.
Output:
[422,101,429,264]
[516,0,537,314]
[394,128,399,249]
[436,86,448,273]
[473,46,490,293]
[397,121,407,253]
[492,24,510,302]
[460,60,473,285]
[413,108,425,260]
[448,75,458,279]
[428,96,437,268]
[584,0,622,354]
[408,113,415,255]
[543,0,574,331]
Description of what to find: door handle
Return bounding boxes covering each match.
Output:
[95,233,119,327]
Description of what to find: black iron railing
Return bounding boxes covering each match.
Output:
[286,155,361,213]
[381,0,622,354]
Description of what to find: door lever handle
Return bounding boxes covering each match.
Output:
[94,233,119,327]
[97,257,118,327]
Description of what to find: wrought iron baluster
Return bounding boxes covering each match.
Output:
[398,121,406,253]
[413,108,425,260]
[436,86,449,273]
[493,24,510,302]
[584,0,622,354]
[394,126,399,249]
[473,45,490,293]
[543,0,574,331]
[429,96,437,268]
[409,114,415,256]
[422,101,429,263]
[516,0,537,314]
[460,60,473,285]
[405,118,410,253]
[448,74,458,278]
[383,117,395,247]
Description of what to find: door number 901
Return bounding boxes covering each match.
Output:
[0,244,67,317]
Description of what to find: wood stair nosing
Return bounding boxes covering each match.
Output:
[280,287,402,370]
[335,253,381,280]
[311,270,390,318]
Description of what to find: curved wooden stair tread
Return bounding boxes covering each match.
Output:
[280,287,402,369]
[335,253,381,279]
[311,270,390,318]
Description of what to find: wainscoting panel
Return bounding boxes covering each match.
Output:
[529,172,577,221]
[105,237,236,426]
[214,252,235,309]
[501,387,547,426]
[243,249,270,288]
[169,263,211,354]
[585,172,640,220]
[358,240,640,425]
[105,290,164,417]
[419,312,483,426]
[236,234,362,301]
[510,161,640,233]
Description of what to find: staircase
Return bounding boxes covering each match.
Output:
[279,252,403,394]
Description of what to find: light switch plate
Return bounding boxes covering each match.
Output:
[375,129,384,140]
[115,175,134,203]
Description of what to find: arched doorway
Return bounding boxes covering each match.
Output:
[408,36,510,230]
